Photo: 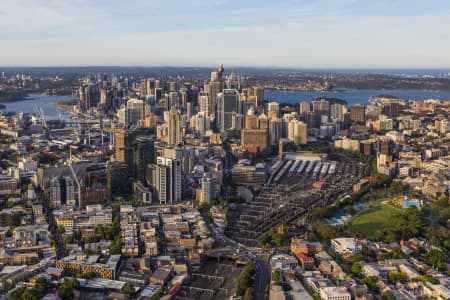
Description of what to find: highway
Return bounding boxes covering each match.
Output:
[254,259,271,300]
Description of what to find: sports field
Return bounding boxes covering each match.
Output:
[348,200,401,239]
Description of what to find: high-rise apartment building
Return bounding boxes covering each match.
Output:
[199,92,210,116]
[288,120,307,145]
[299,101,311,115]
[350,104,365,124]
[50,176,76,207]
[150,157,182,204]
[200,177,215,204]
[253,86,264,106]
[167,108,181,146]
[312,99,330,116]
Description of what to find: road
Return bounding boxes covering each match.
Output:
[254,259,270,300]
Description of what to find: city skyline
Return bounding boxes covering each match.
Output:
[1,0,450,68]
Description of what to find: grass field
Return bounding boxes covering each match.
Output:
[348,200,401,240]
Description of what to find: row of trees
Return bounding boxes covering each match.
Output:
[236,264,255,297]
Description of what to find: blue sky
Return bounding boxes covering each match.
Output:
[1,0,450,68]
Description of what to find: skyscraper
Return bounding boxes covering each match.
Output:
[50,176,76,207]
[299,101,311,114]
[151,157,182,204]
[115,129,134,176]
[206,81,222,118]
[330,103,347,122]
[218,89,239,132]
[269,118,283,146]
[288,120,307,144]
[127,98,145,125]
[134,136,155,182]
[168,108,181,145]
[199,92,210,116]
[267,102,280,116]
[253,86,264,107]
[200,177,215,204]
[350,104,365,124]
[312,99,330,116]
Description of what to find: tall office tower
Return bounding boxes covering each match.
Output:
[231,113,244,130]
[382,102,400,118]
[299,101,311,115]
[288,120,308,144]
[127,98,145,124]
[259,113,269,130]
[118,107,132,128]
[180,90,187,107]
[312,99,330,116]
[241,128,268,152]
[168,108,181,146]
[187,86,199,105]
[79,83,100,111]
[211,71,218,82]
[134,136,155,182]
[200,176,215,204]
[168,92,180,108]
[115,129,134,176]
[100,88,112,107]
[217,64,224,82]
[269,118,283,146]
[350,104,366,124]
[154,87,163,102]
[186,102,193,120]
[218,89,239,132]
[146,78,155,95]
[330,103,347,122]
[190,112,211,135]
[199,92,210,116]
[245,107,259,129]
[169,81,177,92]
[50,176,76,207]
[152,157,182,204]
[206,81,222,117]
[377,136,394,155]
[306,111,319,129]
[267,101,280,116]
[253,86,264,107]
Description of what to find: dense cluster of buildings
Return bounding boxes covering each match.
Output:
[0,65,448,299]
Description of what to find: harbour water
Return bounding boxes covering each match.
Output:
[265,89,450,106]
[2,89,450,121]
[2,93,73,121]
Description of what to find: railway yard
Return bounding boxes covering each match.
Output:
[226,153,364,247]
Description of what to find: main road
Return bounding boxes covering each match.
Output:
[254,259,271,300]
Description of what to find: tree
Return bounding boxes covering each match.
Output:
[122,283,135,294]
[243,287,254,300]
[388,272,407,284]
[390,247,406,259]
[425,249,447,271]
[351,262,361,276]
[57,278,79,300]
[361,276,378,294]
[421,275,438,284]
[236,264,254,296]
[382,291,395,300]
